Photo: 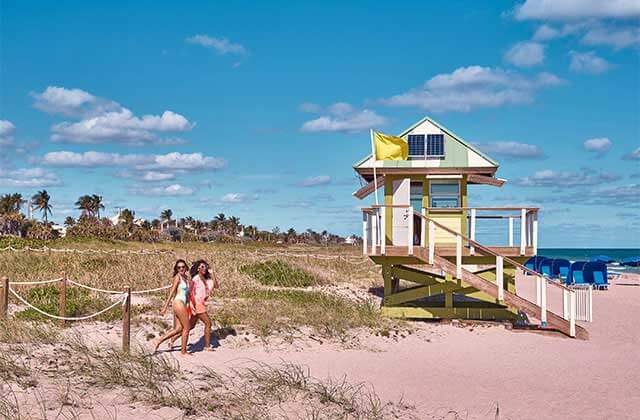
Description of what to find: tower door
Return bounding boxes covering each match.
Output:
[392,178,411,246]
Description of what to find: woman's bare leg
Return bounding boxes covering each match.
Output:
[175,306,191,354]
[168,313,178,349]
[154,303,189,352]
[196,312,213,350]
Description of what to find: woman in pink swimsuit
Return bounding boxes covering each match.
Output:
[189,259,219,351]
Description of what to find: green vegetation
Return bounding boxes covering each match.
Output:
[239,259,320,287]
[215,288,386,339]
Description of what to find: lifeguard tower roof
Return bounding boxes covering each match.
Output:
[353,117,503,186]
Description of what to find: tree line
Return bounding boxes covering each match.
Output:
[0,191,357,245]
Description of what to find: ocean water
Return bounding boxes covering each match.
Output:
[538,248,640,273]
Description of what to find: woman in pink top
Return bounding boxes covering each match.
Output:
[188,259,219,351]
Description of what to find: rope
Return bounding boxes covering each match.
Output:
[0,246,174,255]
[131,284,171,294]
[8,287,127,321]
[66,279,124,295]
[8,277,64,285]
[250,250,370,264]
[7,277,171,295]
[67,279,171,295]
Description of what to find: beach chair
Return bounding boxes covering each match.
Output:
[551,259,571,283]
[539,258,553,278]
[585,261,608,290]
[525,256,545,272]
[568,261,588,285]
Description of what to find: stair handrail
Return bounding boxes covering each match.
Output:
[413,209,571,292]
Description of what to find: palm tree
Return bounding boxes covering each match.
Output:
[64,216,76,227]
[0,193,25,214]
[31,190,52,222]
[91,194,104,218]
[228,216,240,234]
[119,208,135,225]
[75,195,94,216]
[160,209,173,222]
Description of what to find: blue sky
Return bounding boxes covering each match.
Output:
[1,0,639,247]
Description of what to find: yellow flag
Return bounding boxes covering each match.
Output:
[373,131,408,160]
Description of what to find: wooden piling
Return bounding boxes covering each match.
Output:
[122,286,131,353]
[59,272,67,327]
[1,276,8,319]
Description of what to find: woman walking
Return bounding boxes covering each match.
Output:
[154,259,192,355]
[189,259,219,351]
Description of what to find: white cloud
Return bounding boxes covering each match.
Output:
[141,171,176,182]
[475,141,545,159]
[186,35,246,55]
[41,151,226,171]
[0,120,16,145]
[136,184,194,196]
[31,86,104,116]
[583,137,612,154]
[514,0,640,21]
[327,102,355,115]
[299,102,321,113]
[380,66,564,112]
[533,24,561,40]
[32,86,194,145]
[221,193,248,203]
[623,147,640,160]
[51,109,193,145]
[42,151,149,167]
[581,24,640,49]
[299,175,331,187]
[149,152,226,170]
[301,102,386,133]
[0,167,61,188]
[504,42,545,67]
[569,51,611,74]
[517,169,620,187]
[0,120,15,138]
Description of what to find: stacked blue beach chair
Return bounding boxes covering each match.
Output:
[525,256,608,289]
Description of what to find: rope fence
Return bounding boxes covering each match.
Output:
[249,250,372,265]
[0,246,175,255]
[0,274,172,353]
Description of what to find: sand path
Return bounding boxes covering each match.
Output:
[174,275,640,419]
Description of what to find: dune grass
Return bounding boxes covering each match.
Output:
[215,288,389,339]
[239,259,321,287]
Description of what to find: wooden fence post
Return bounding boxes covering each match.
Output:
[1,276,8,319]
[59,272,67,328]
[122,286,131,353]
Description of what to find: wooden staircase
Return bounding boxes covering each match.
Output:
[409,246,588,339]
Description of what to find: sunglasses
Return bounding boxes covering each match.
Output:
[177,265,187,269]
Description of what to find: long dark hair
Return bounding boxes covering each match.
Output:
[190,259,212,279]
[173,259,188,276]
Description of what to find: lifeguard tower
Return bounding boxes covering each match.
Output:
[354,117,587,338]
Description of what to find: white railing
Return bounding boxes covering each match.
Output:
[361,204,585,336]
[363,206,539,256]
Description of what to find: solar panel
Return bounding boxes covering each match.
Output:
[408,134,425,156]
[427,134,444,157]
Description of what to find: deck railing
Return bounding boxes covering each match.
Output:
[362,206,539,255]
[361,205,588,336]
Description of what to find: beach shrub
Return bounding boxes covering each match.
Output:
[238,259,318,287]
[25,222,58,240]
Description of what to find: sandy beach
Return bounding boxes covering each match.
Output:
[4,272,637,419]
[169,273,640,419]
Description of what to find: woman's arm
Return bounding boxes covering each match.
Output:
[161,275,180,315]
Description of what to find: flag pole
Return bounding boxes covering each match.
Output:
[370,129,379,206]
